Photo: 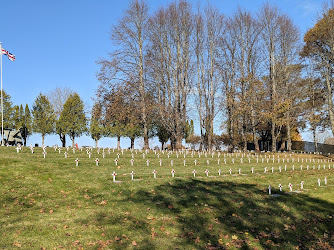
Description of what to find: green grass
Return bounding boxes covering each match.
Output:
[0,147,333,249]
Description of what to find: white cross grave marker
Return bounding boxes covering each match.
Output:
[171,169,175,178]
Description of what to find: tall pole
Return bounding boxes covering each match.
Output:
[0,42,4,146]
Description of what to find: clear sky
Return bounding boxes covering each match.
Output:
[0,0,325,148]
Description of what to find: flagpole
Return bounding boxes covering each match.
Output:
[0,42,4,146]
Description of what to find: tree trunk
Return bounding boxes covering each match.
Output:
[287,118,292,152]
[42,134,45,147]
[72,137,75,147]
[279,141,286,151]
[313,127,318,152]
[271,121,276,152]
[207,133,212,153]
[176,134,183,150]
[60,134,66,147]
[161,141,164,150]
[95,139,98,148]
[325,69,334,135]
[251,113,259,151]
[117,136,121,150]
[130,137,135,149]
[138,19,149,150]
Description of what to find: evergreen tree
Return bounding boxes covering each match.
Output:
[32,94,55,146]
[90,102,104,148]
[0,90,14,130]
[156,123,170,150]
[21,104,32,146]
[13,105,20,130]
[58,93,87,147]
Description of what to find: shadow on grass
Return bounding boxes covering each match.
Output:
[127,179,334,249]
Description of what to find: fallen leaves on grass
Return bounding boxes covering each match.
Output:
[98,200,107,206]
[195,236,200,243]
[84,194,91,199]
[13,242,21,248]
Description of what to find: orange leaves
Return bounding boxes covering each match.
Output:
[13,242,22,248]
[195,236,200,244]
[83,194,91,200]
[98,200,107,206]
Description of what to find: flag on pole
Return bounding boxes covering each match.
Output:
[1,47,15,61]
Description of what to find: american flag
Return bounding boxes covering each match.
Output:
[1,47,15,61]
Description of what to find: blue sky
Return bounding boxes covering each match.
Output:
[0,0,325,148]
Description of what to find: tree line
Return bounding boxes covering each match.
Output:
[0,88,87,147]
[93,0,334,152]
[1,1,333,151]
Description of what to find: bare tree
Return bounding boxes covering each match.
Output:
[194,5,224,152]
[48,87,73,147]
[147,1,193,149]
[230,8,263,151]
[259,3,301,152]
[97,0,150,149]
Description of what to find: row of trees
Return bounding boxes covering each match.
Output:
[2,87,168,149]
[0,91,31,146]
[2,1,333,151]
[94,0,334,152]
[0,89,87,147]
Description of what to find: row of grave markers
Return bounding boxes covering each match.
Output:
[107,167,331,189]
[71,155,334,171]
[13,146,334,172]
[268,178,329,194]
[15,144,333,163]
[14,143,330,157]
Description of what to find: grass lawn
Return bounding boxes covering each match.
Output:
[0,147,333,249]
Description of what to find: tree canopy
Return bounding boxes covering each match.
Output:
[58,93,87,147]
